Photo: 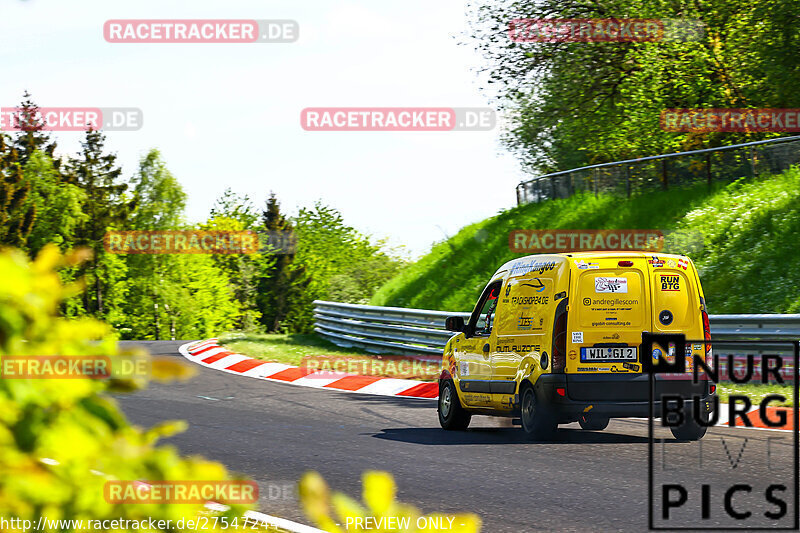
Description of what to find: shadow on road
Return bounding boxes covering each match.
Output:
[340,393,437,409]
[372,427,655,445]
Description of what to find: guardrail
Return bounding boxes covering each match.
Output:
[516,135,800,205]
[314,301,800,375]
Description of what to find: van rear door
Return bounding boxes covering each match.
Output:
[647,255,705,366]
[567,256,652,374]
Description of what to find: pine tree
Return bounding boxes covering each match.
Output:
[71,129,135,316]
[12,91,58,167]
[0,134,35,247]
[258,192,302,331]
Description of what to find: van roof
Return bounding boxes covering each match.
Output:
[494,251,691,278]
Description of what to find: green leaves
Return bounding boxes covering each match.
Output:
[472,0,800,170]
[0,246,253,530]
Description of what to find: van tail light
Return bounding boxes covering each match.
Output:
[552,304,568,373]
[702,308,712,367]
[618,260,634,267]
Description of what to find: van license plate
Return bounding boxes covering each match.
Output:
[580,347,637,362]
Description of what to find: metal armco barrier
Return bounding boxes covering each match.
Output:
[313,301,800,377]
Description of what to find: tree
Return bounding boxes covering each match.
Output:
[11,91,58,166]
[20,150,86,255]
[70,129,135,317]
[285,202,404,332]
[210,187,259,227]
[257,193,301,331]
[0,134,34,248]
[470,0,800,172]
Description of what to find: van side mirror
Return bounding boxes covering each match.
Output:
[445,316,465,332]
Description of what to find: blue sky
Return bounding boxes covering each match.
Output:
[0,0,527,257]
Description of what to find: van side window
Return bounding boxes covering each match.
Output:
[469,281,502,337]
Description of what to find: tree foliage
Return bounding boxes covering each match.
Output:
[470,0,800,172]
[0,246,252,530]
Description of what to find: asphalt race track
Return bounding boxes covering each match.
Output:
[117,341,797,533]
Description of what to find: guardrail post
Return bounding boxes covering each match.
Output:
[626,166,631,198]
[706,153,712,190]
[551,176,557,199]
[661,158,668,190]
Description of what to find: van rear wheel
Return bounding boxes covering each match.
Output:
[578,414,609,431]
[669,406,708,441]
[438,380,471,430]
[520,386,556,440]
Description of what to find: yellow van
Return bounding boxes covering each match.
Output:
[437,252,715,440]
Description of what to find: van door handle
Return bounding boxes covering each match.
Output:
[483,343,491,353]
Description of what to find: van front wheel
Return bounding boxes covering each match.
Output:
[520,386,556,440]
[438,380,471,430]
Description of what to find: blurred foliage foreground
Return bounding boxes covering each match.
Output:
[0,245,481,532]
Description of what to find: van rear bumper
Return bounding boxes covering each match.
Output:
[533,373,715,421]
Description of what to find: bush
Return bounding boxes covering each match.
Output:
[0,245,252,531]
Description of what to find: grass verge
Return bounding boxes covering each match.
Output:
[217,332,440,381]
[372,168,800,314]
[715,382,794,406]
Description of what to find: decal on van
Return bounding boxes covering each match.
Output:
[512,295,549,305]
[575,260,599,270]
[594,276,628,293]
[572,331,584,343]
[521,279,546,292]
[497,344,541,353]
[516,315,545,331]
[659,274,680,291]
[509,260,557,276]
[677,258,689,270]
[648,256,665,267]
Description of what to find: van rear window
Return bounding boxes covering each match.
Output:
[577,270,645,328]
